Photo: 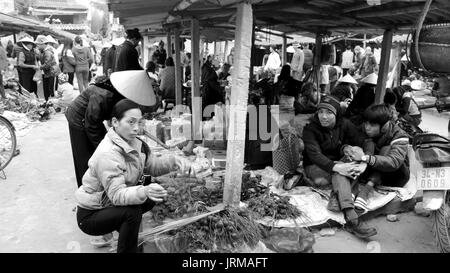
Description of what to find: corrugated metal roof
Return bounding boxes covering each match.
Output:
[108,0,450,38]
[0,13,75,39]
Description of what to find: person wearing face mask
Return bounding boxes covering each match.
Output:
[302,96,377,238]
[16,36,39,96]
[344,104,410,214]
[75,99,192,253]
[114,28,143,72]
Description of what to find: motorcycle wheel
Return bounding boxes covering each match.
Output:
[432,193,450,253]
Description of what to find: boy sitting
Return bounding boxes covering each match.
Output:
[344,104,410,213]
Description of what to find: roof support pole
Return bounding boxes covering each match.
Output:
[223,40,229,63]
[190,18,202,141]
[167,31,173,58]
[282,34,287,65]
[174,28,183,106]
[313,32,323,99]
[375,29,394,104]
[223,1,253,208]
[250,22,255,81]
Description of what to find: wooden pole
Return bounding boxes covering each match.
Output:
[282,35,287,65]
[363,33,367,48]
[396,45,403,86]
[174,28,183,106]
[13,32,16,43]
[314,33,322,98]
[191,19,202,141]
[167,31,173,58]
[250,22,255,81]
[375,29,394,104]
[223,40,229,63]
[223,2,253,208]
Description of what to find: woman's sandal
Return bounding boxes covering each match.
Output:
[90,233,114,248]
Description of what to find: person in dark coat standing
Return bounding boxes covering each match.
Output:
[16,36,39,96]
[114,29,143,72]
[104,37,125,76]
[65,76,124,187]
[152,40,167,68]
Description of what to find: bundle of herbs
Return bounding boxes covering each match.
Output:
[247,192,303,220]
[241,172,266,201]
[151,177,205,223]
[169,208,264,253]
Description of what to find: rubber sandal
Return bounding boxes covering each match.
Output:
[90,234,113,248]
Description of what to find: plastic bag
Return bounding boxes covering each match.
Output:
[263,227,315,253]
[33,70,42,82]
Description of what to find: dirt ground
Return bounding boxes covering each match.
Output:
[0,111,445,253]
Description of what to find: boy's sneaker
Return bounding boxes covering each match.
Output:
[344,220,377,239]
[327,191,341,212]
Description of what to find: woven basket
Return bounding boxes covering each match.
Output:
[272,132,301,175]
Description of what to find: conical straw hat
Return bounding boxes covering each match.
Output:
[17,36,35,45]
[110,70,156,106]
[338,74,357,84]
[361,73,378,85]
[46,35,58,44]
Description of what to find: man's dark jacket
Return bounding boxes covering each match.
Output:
[114,41,142,72]
[65,83,123,148]
[303,115,365,172]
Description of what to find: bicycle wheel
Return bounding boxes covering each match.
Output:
[0,116,16,171]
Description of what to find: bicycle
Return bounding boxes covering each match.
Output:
[0,114,16,179]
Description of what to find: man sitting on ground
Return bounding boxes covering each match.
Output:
[302,96,377,238]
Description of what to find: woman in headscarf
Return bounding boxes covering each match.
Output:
[360,47,378,78]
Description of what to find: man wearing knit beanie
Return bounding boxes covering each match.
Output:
[302,95,378,239]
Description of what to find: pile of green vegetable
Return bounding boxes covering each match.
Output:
[169,208,264,253]
[247,192,303,220]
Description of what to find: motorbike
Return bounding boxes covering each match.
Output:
[413,133,450,252]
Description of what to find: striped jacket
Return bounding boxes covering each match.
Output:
[363,121,410,184]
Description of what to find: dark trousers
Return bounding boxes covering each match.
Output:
[42,76,55,101]
[67,72,75,85]
[305,164,358,209]
[0,73,5,99]
[342,68,349,75]
[68,123,97,187]
[19,69,37,95]
[77,200,155,253]
[332,174,358,210]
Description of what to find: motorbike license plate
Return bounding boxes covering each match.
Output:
[417,167,450,190]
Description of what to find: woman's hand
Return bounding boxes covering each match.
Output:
[144,183,167,202]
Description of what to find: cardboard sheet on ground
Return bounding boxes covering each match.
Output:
[252,167,417,228]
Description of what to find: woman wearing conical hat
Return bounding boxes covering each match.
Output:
[16,36,39,96]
